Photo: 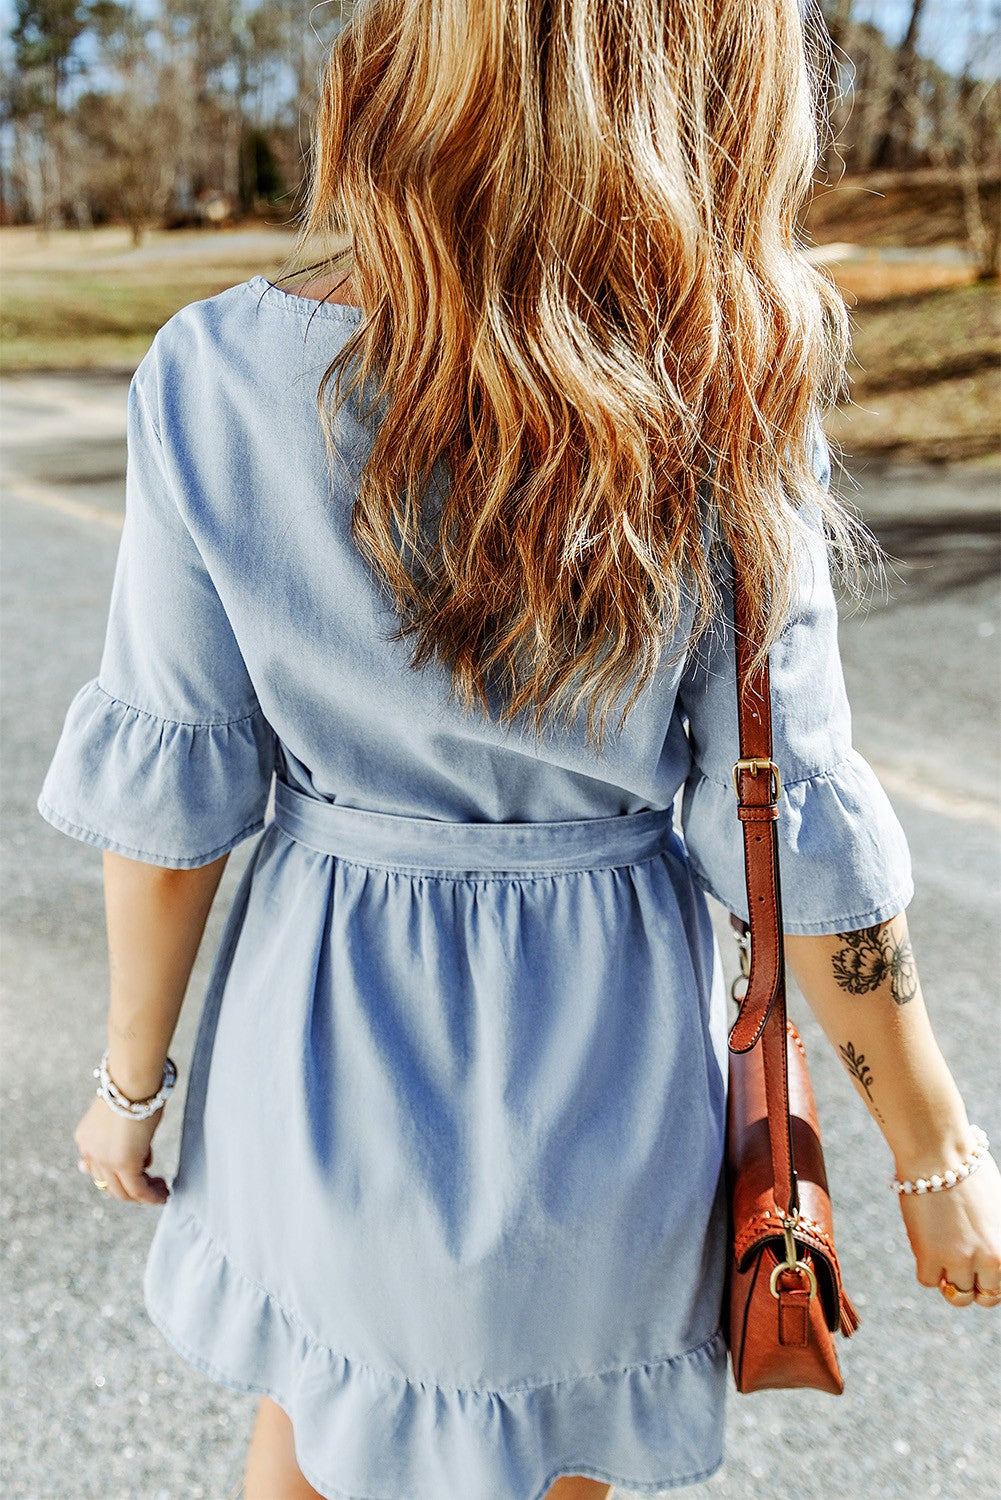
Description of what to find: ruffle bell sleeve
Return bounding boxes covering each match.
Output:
[677,435,914,936]
[36,345,276,868]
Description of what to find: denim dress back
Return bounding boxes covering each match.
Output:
[37,277,914,1500]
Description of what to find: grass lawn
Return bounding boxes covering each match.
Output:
[0,225,304,371]
[828,281,1000,464]
[2,225,998,463]
[2,273,261,371]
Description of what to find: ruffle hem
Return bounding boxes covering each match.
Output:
[143,1203,727,1500]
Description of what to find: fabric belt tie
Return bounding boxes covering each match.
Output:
[271,778,675,876]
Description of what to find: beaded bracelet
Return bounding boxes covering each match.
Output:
[93,1049,177,1121]
[890,1124,990,1195]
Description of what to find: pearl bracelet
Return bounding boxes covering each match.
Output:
[890,1124,990,1195]
[94,1049,177,1120]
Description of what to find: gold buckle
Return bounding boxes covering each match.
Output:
[732,757,782,802]
[768,1210,818,1301]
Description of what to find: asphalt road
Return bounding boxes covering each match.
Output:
[2,373,999,1499]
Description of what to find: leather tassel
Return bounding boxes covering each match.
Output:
[839,1292,861,1337]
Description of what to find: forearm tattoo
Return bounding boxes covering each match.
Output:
[838,1040,884,1123]
[830,923,918,1005]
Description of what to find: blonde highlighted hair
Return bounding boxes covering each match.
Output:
[277,0,879,751]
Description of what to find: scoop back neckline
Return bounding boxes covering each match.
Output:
[246,275,366,320]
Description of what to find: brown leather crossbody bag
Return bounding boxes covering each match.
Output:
[723,571,860,1394]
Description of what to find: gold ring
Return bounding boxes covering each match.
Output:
[975,1284,1001,1303]
[940,1278,974,1302]
[91,1177,111,1192]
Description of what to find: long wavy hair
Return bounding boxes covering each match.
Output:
[276,0,880,752]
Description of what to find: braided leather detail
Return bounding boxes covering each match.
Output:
[733,1210,844,1293]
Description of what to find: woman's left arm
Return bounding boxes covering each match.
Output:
[785,912,1001,1308]
[74,849,229,1205]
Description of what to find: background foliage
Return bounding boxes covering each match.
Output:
[0,0,997,257]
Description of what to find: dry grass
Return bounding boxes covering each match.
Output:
[825,257,978,304]
[828,282,1000,464]
[848,280,999,384]
[0,225,301,371]
[805,168,1000,252]
[828,368,999,464]
[2,224,998,464]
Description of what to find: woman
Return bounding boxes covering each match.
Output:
[37,1,999,1498]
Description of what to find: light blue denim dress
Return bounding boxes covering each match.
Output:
[36,278,914,1500]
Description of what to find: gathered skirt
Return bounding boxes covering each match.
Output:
[143,778,731,1499]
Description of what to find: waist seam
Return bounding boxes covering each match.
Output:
[267,818,679,881]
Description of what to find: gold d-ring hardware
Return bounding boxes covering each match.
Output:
[732,757,782,802]
[768,1210,818,1301]
[729,924,752,1002]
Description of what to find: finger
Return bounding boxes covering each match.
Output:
[118,1167,169,1205]
[939,1269,976,1307]
[79,1157,114,1195]
[92,1166,130,1201]
[974,1268,1001,1308]
[140,1147,170,1198]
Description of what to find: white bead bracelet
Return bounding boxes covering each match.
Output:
[94,1048,177,1120]
[890,1124,990,1195]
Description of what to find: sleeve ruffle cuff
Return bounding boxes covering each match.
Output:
[37,679,275,868]
[680,748,914,936]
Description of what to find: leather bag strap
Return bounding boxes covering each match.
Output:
[728,569,798,1219]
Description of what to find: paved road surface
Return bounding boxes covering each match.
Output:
[2,373,999,1499]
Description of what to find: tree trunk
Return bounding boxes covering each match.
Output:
[982,209,1001,283]
[869,0,928,171]
[825,0,855,51]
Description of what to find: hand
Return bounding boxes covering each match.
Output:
[74,1094,170,1205]
[898,1150,1001,1308]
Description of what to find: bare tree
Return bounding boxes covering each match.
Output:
[869,0,929,170]
[1,0,995,239]
[8,0,92,230]
[79,0,182,243]
[947,10,1001,278]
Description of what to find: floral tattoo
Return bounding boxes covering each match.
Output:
[830,923,917,1005]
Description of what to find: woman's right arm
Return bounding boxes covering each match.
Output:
[784,912,1001,1307]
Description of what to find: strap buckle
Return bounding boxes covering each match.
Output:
[732,757,782,803]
